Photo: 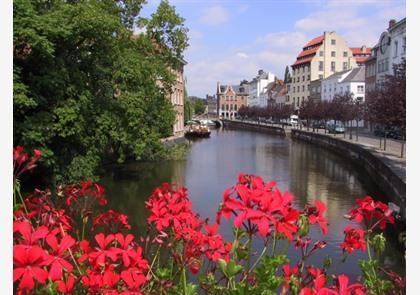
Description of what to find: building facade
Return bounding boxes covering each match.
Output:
[205,94,218,116]
[375,18,406,87]
[320,67,366,102]
[216,82,249,119]
[248,70,276,107]
[364,53,377,93]
[309,79,322,102]
[266,79,287,107]
[287,31,370,109]
[167,62,186,136]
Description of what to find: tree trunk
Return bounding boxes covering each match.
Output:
[356,120,359,142]
[401,136,405,158]
[384,134,387,151]
[349,120,353,140]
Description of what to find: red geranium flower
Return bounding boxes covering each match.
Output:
[13,245,49,291]
[14,221,49,246]
[57,274,76,294]
[305,200,329,234]
[331,274,365,295]
[44,234,75,281]
[340,226,366,254]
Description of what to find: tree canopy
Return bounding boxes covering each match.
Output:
[14,0,189,184]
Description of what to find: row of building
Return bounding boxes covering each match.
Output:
[214,18,405,119]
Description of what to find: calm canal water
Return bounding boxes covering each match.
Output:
[101,128,404,280]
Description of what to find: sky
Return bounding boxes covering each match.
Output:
[139,0,406,97]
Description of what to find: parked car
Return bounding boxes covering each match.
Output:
[288,115,299,126]
[373,125,393,138]
[326,120,345,134]
[388,126,405,140]
[312,121,326,129]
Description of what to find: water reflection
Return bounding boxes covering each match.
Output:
[101,128,404,279]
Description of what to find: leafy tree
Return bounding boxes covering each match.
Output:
[193,99,206,115]
[14,0,189,184]
[184,85,193,122]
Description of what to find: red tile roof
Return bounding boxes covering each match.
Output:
[304,35,325,48]
[350,47,372,55]
[354,56,369,64]
[293,56,313,66]
[297,46,321,58]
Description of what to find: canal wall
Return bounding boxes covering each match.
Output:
[161,134,187,146]
[222,119,287,136]
[292,130,406,222]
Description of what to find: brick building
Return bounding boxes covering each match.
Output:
[216,81,249,119]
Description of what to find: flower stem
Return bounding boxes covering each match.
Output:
[247,232,253,271]
[182,266,187,294]
[272,232,277,255]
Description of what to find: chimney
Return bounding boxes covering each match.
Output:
[217,81,220,93]
[258,69,264,75]
[361,45,366,53]
[389,19,396,29]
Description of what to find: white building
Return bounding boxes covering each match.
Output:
[248,70,276,107]
[375,18,406,87]
[321,67,366,102]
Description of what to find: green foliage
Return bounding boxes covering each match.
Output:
[253,255,288,292]
[193,99,206,115]
[14,0,189,183]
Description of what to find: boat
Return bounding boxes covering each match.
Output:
[199,119,217,128]
[185,121,211,137]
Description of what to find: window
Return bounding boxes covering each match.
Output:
[293,77,295,83]
[302,76,305,82]
[340,86,343,93]
[319,74,323,79]
[293,87,295,93]
[343,51,348,57]
[297,68,300,74]
[297,77,300,82]
[319,61,324,71]
[403,37,406,54]
[343,62,348,70]
[297,86,300,92]
[302,85,305,92]
[297,97,300,107]
[287,85,290,91]
[319,51,324,57]
[331,51,336,57]
[312,88,316,93]
[357,85,364,93]
[317,86,321,93]
[234,104,237,111]
[331,61,336,72]
[347,85,350,91]
[394,41,398,57]
[308,74,310,80]
[331,39,336,45]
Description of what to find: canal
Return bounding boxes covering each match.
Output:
[101,128,404,280]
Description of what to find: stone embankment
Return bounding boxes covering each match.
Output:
[222,119,406,222]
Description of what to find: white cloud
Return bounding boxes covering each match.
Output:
[236,52,249,59]
[294,1,405,47]
[200,5,229,25]
[256,31,308,49]
[186,29,204,53]
[185,0,405,96]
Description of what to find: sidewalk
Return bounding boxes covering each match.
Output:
[290,126,406,182]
